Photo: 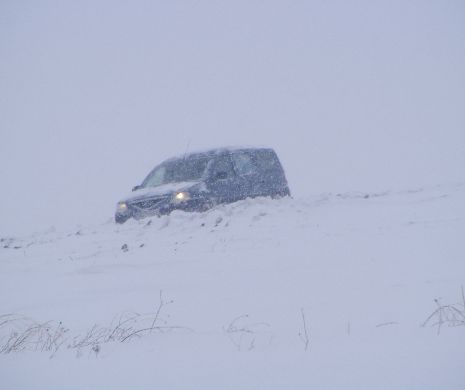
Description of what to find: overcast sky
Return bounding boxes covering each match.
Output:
[1,0,464,235]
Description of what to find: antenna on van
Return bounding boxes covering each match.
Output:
[183,139,191,160]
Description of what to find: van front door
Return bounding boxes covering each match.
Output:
[205,154,240,204]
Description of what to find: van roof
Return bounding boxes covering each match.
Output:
[165,146,275,162]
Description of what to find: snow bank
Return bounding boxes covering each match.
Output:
[1,183,464,389]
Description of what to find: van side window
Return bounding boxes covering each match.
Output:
[232,153,256,176]
[254,150,279,172]
[208,155,234,179]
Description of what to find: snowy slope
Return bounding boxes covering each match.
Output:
[1,183,465,389]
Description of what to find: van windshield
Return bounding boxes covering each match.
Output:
[141,156,210,188]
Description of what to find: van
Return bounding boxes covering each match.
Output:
[115,147,290,223]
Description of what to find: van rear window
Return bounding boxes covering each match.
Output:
[253,150,280,172]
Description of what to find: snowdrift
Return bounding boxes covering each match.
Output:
[1,183,464,389]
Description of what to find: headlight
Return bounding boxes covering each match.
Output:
[117,202,128,211]
[172,191,190,203]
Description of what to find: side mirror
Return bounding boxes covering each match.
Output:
[132,185,142,192]
[215,171,228,180]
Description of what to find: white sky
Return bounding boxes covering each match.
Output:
[1,0,464,235]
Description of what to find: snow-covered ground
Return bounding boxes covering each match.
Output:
[1,182,464,389]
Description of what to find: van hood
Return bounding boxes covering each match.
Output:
[121,181,205,203]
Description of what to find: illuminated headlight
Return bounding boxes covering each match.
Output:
[172,191,190,203]
[117,202,128,211]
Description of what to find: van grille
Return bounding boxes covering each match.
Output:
[131,196,166,210]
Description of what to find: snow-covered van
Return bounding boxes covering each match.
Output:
[115,147,290,223]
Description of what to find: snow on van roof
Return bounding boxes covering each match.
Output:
[164,145,274,162]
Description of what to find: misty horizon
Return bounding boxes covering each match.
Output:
[1,0,464,235]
